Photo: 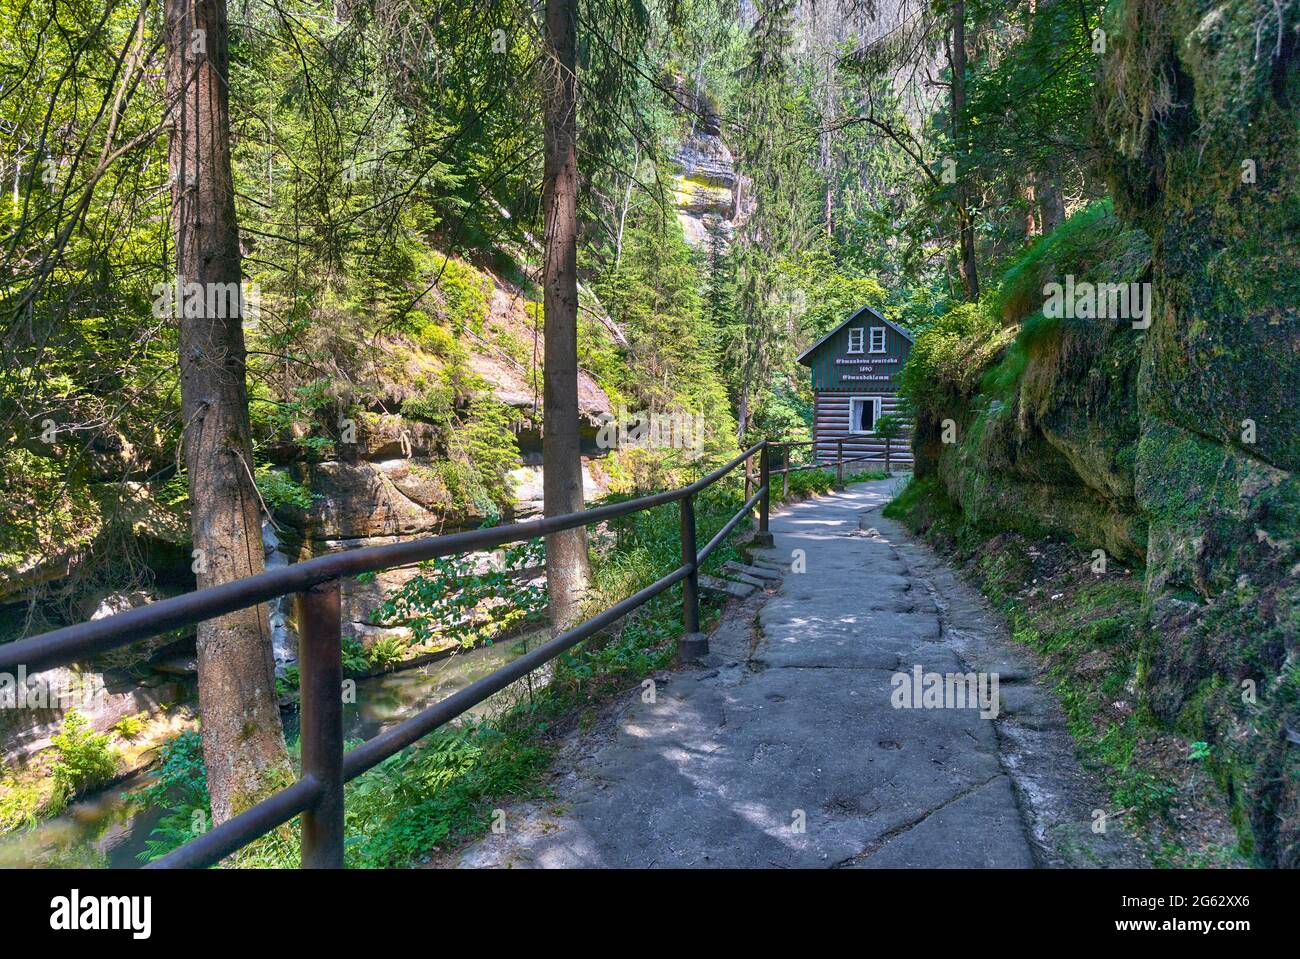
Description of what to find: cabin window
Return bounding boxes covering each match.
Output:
[847,328,865,353]
[849,396,880,434]
[869,327,887,353]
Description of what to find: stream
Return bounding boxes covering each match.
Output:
[0,632,539,869]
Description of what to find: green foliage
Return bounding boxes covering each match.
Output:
[254,468,317,511]
[135,731,209,863]
[450,398,521,517]
[402,387,522,519]
[365,635,411,672]
[342,636,369,676]
[794,258,889,341]
[345,723,550,868]
[275,665,300,699]
[49,711,118,806]
[873,414,905,441]
[431,257,492,334]
[373,539,546,649]
[897,303,1005,419]
[110,713,148,741]
[589,213,737,461]
[0,777,48,832]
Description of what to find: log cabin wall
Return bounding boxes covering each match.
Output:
[797,306,915,467]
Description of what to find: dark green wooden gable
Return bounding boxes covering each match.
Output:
[797,306,913,392]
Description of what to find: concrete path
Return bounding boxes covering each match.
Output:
[455,479,1067,868]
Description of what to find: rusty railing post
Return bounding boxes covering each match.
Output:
[754,441,774,548]
[836,437,845,489]
[297,579,344,868]
[677,492,707,662]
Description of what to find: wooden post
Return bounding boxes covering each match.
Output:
[755,442,774,548]
[677,492,707,662]
[297,580,344,869]
[836,438,845,489]
[782,444,789,499]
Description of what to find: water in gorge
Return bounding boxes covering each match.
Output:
[0,633,540,868]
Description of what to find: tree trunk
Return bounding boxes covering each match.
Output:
[1023,176,1040,238]
[541,0,591,630]
[735,381,750,446]
[1023,0,1064,239]
[821,50,834,238]
[950,0,979,299]
[1037,172,1065,233]
[165,0,291,824]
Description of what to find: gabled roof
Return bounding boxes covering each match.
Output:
[796,304,915,366]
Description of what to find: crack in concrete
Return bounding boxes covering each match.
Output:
[831,775,1003,868]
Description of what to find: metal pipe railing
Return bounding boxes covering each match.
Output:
[7,440,779,869]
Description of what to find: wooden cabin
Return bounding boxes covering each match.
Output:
[796,305,915,468]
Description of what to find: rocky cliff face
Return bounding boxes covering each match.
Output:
[1097,0,1300,867]
[914,0,1299,867]
[669,81,752,252]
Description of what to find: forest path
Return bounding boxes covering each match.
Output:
[454,479,1138,868]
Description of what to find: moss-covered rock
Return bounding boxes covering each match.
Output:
[1097,0,1300,866]
[908,207,1150,563]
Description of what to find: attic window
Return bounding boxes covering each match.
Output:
[847,328,865,353]
[869,327,887,353]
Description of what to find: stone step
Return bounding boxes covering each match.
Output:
[723,561,781,582]
[719,570,766,588]
[698,574,756,600]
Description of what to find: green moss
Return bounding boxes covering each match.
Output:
[882,477,963,541]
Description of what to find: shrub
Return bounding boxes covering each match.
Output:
[432,257,492,334]
[110,712,148,740]
[366,634,412,671]
[135,731,209,863]
[896,302,1007,419]
[49,711,118,805]
[0,778,48,832]
[372,539,546,650]
[342,636,369,676]
[276,664,300,698]
[254,468,316,510]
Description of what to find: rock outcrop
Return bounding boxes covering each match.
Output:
[912,0,1299,867]
[917,208,1151,564]
[669,80,752,251]
[1097,0,1300,867]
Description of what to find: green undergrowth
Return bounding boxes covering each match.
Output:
[772,467,889,504]
[885,477,1246,866]
[136,482,754,868]
[899,202,1150,426]
[0,709,123,833]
